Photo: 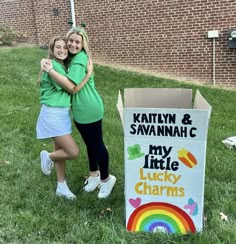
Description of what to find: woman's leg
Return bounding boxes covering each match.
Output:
[40,134,79,176]
[74,120,116,198]
[74,120,101,192]
[50,134,79,161]
[74,120,109,179]
[53,141,66,182]
[52,137,76,200]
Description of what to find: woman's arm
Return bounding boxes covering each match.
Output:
[72,59,93,93]
[41,59,93,94]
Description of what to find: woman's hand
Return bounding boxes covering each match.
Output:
[41,59,53,73]
[87,58,93,76]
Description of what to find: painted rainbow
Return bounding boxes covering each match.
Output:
[127,202,196,234]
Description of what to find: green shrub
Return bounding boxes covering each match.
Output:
[0,25,28,46]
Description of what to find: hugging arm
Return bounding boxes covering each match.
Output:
[41,59,93,94]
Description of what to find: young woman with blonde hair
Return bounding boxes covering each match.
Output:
[41,26,116,199]
[37,35,92,199]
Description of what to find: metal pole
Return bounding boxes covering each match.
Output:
[70,0,76,27]
[213,38,216,86]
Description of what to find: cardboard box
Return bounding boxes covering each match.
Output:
[117,88,212,234]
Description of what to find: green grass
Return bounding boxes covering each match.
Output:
[0,46,235,243]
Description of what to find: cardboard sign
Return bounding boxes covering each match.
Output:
[117,88,211,234]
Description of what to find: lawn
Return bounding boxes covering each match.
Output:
[0,46,235,243]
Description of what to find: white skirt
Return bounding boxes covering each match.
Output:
[36,104,72,139]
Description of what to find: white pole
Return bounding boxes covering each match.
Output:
[213,38,216,86]
[70,0,76,27]
[207,30,219,86]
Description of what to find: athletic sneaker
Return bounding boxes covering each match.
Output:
[98,175,116,199]
[56,181,76,200]
[40,150,54,176]
[83,173,100,192]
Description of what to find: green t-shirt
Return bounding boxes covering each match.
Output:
[66,50,104,124]
[40,60,71,107]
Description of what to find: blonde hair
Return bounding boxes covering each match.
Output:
[66,27,92,58]
[37,35,67,85]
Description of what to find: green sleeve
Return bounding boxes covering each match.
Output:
[52,60,67,90]
[66,51,88,85]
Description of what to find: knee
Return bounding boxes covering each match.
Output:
[69,147,79,159]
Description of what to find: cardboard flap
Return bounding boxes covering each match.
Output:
[124,88,192,108]
[117,90,124,128]
[193,90,212,119]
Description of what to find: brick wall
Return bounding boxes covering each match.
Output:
[32,0,71,45]
[0,0,236,87]
[0,0,71,45]
[76,0,236,87]
[0,0,36,42]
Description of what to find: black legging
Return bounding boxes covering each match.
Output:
[74,119,109,180]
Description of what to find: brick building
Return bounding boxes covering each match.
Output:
[1,0,236,87]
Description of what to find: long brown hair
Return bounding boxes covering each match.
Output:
[66,27,92,59]
[37,35,67,85]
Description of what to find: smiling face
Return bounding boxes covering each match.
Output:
[67,33,83,55]
[53,39,68,61]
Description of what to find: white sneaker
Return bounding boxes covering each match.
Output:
[83,173,100,192]
[40,150,54,176]
[56,181,76,200]
[98,175,116,199]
